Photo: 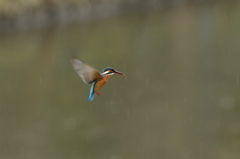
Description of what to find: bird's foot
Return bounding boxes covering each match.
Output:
[96,91,101,97]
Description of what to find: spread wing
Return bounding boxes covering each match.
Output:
[71,57,103,84]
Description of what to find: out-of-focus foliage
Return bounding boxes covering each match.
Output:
[0,0,152,31]
[0,0,214,31]
[0,0,139,16]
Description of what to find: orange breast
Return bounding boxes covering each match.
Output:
[94,74,110,92]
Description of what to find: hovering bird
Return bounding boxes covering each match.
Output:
[71,57,125,101]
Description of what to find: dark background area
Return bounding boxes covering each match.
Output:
[1,1,240,159]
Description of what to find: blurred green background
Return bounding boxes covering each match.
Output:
[1,0,240,159]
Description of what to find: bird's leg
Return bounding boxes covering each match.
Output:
[96,91,101,97]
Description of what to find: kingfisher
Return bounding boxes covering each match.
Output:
[71,57,125,101]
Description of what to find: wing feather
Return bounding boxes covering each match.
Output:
[71,58,102,84]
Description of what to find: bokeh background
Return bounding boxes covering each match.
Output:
[1,0,240,159]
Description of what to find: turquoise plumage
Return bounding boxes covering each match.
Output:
[88,82,96,101]
[71,57,125,101]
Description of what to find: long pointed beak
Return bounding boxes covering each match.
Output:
[114,70,125,75]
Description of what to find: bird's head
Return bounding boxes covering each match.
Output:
[101,67,125,76]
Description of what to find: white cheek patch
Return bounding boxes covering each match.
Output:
[110,73,114,75]
[102,71,109,75]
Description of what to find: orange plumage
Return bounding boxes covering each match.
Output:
[71,58,124,101]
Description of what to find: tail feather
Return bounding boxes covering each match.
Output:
[88,82,96,101]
